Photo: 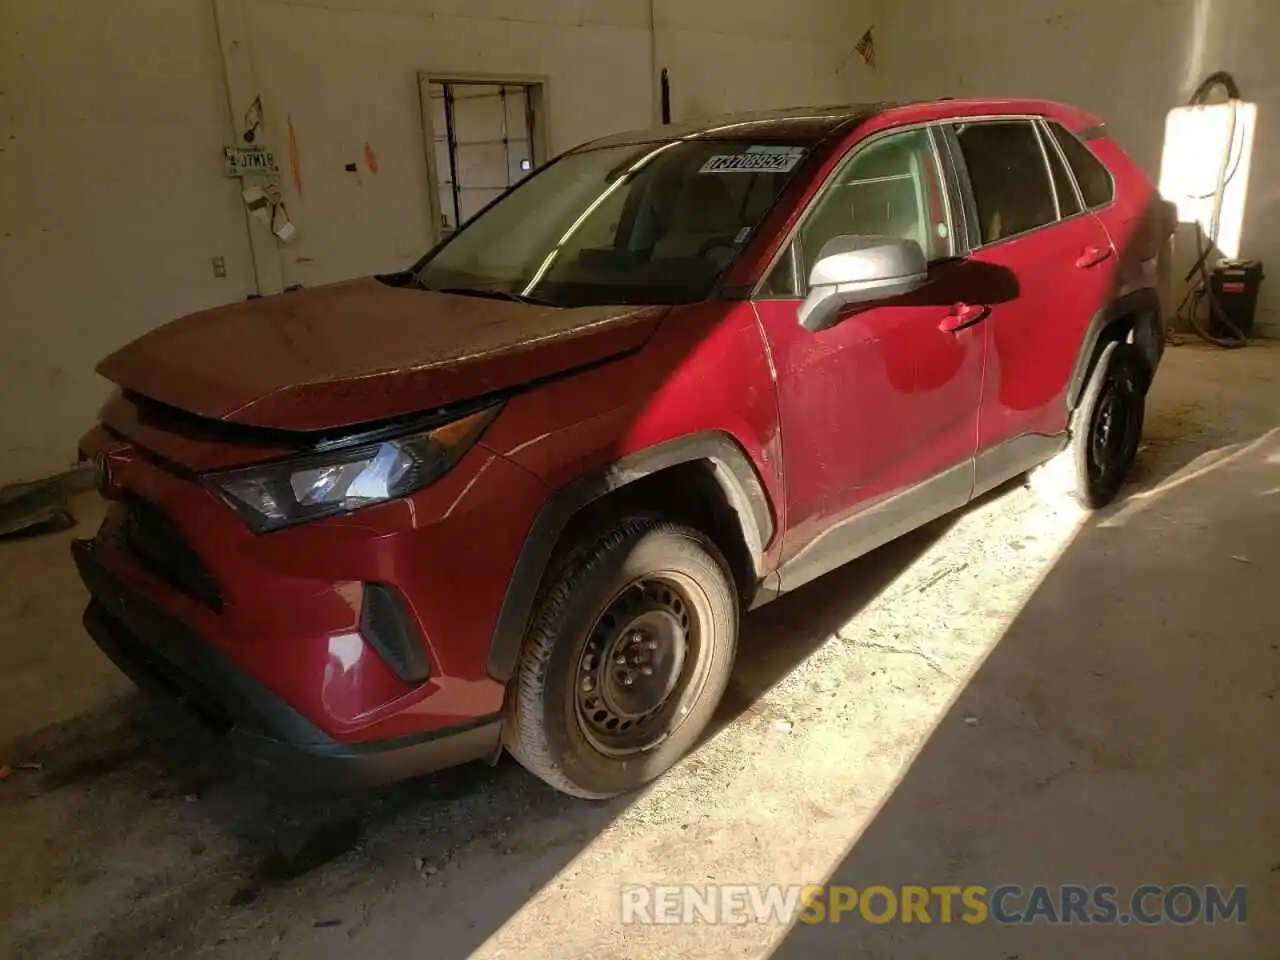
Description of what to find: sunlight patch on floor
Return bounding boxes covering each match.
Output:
[473,483,1088,958]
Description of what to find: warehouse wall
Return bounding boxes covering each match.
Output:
[218,0,877,288]
[864,0,1280,338]
[0,0,876,488]
[0,0,258,489]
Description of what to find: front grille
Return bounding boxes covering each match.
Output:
[121,494,223,611]
[91,601,235,735]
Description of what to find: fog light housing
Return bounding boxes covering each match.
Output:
[360,583,431,684]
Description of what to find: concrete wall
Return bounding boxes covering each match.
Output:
[9,0,1272,490]
[864,0,1280,338]
[222,0,878,288]
[0,0,876,488]
[0,0,258,488]
[658,0,873,119]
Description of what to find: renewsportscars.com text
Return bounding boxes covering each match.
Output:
[620,883,1247,926]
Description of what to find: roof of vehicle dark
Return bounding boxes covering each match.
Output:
[573,97,1105,151]
[576,103,885,149]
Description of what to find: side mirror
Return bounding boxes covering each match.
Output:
[797,235,928,332]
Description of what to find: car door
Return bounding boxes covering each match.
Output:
[944,117,1119,493]
[751,125,987,588]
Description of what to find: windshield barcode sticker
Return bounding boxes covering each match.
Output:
[699,147,805,174]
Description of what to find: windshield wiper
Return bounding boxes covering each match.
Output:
[433,286,559,307]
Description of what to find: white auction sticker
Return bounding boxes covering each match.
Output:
[745,145,806,156]
[699,146,805,174]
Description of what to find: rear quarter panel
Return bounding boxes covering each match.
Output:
[1086,135,1175,316]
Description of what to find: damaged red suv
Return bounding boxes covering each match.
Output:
[74,99,1172,798]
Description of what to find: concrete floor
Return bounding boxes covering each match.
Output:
[1,342,1277,959]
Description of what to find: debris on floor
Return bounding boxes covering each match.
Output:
[0,761,39,781]
[0,479,75,539]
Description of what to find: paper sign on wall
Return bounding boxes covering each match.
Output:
[272,204,297,244]
[242,185,272,223]
[224,146,279,178]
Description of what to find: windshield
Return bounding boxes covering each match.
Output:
[415,139,810,306]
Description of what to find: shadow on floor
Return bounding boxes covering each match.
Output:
[768,427,1280,959]
[1,422,1260,959]
[2,496,965,959]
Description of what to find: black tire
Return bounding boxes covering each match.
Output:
[503,518,738,799]
[1065,341,1148,508]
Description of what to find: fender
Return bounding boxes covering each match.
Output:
[1065,286,1163,411]
[486,432,775,683]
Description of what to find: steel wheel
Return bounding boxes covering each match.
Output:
[574,573,712,758]
[1086,364,1142,490]
[504,518,738,799]
[1061,340,1149,510]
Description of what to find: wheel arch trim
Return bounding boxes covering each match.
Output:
[486,432,775,683]
[1066,286,1163,411]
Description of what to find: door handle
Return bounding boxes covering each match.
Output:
[1076,244,1114,269]
[939,302,991,333]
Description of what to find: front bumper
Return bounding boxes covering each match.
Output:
[73,539,501,789]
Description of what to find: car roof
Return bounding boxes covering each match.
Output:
[577,104,883,149]
[574,98,1103,151]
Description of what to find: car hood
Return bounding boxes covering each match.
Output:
[96,277,667,432]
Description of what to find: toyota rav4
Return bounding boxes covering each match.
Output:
[73,99,1173,798]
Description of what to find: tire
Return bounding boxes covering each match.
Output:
[1063,341,1148,509]
[503,517,738,799]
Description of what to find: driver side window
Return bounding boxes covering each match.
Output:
[767,127,953,296]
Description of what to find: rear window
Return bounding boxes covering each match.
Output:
[953,120,1057,245]
[1048,122,1114,209]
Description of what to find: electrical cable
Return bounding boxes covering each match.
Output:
[1190,70,1241,103]
[1177,71,1248,347]
[1184,121,1244,199]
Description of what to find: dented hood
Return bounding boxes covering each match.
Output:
[97,278,666,431]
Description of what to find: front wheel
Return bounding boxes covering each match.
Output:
[504,518,738,799]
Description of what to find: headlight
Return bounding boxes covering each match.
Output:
[207,404,501,532]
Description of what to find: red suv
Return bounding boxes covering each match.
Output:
[74,99,1172,798]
